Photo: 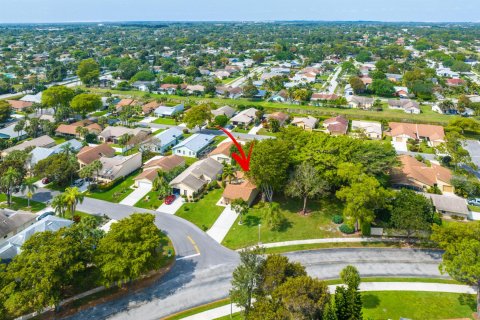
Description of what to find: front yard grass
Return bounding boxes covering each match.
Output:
[52,136,67,144]
[153,117,177,125]
[135,190,164,210]
[86,173,137,203]
[222,197,345,249]
[362,291,475,319]
[182,156,198,166]
[0,194,46,212]
[176,188,224,231]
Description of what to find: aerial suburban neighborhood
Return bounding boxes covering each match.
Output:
[0,2,480,319]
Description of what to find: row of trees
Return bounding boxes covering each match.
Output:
[0,213,166,319]
[230,249,363,319]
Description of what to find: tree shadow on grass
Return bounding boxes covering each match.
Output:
[243,214,261,227]
[458,293,476,310]
[362,293,380,309]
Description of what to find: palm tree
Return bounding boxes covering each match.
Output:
[63,187,84,215]
[90,160,103,182]
[231,198,249,225]
[222,164,237,184]
[79,165,94,181]
[14,119,25,139]
[0,167,22,207]
[21,179,38,208]
[153,171,170,198]
[60,143,76,158]
[51,193,67,217]
[75,126,88,139]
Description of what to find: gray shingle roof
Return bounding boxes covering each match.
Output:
[173,134,215,153]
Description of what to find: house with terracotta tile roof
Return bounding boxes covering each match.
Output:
[446,78,465,87]
[55,120,102,139]
[266,112,289,126]
[388,122,445,147]
[115,98,139,112]
[7,100,33,111]
[392,155,454,193]
[221,171,258,206]
[141,101,162,115]
[311,93,339,101]
[323,116,348,135]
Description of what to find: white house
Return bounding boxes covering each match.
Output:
[351,120,382,140]
[230,108,257,126]
[96,152,142,182]
[172,133,215,158]
[153,104,184,117]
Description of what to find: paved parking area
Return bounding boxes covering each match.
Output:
[119,184,151,206]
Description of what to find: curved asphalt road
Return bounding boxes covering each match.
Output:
[28,189,446,320]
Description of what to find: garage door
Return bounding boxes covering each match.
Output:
[137,181,152,188]
[443,185,453,193]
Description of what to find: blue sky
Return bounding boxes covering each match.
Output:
[0,0,478,23]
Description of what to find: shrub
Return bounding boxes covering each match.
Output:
[339,224,355,234]
[361,222,371,236]
[332,215,343,224]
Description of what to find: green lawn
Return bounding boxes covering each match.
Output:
[176,188,224,231]
[362,291,476,319]
[232,126,250,133]
[213,292,476,320]
[86,173,137,203]
[164,299,230,320]
[468,205,480,212]
[257,128,279,137]
[222,197,344,249]
[182,156,199,166]
[52,136,68,144]
[135,190,164,210]
[153,117,177,125]
[90,110,108,117]
[63,210,105,224]
[0,194,46,212]
[86,87,456,125]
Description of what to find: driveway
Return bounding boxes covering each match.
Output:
[158,196,184,214]
[119,184,151,206]
[392,140,408,152]
[206,205,238,243]
[464,140,480,168]
[247,124,262,135]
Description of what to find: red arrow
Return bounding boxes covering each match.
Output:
[217,126,254,172]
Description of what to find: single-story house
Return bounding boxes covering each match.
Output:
[311,93,339,101]
[115,98,139,112]
[170,157,223,198]
[351,120,382,140]
[446,78,465,87]
[153,104,184,117]
[270,90,289,103]
[266,112,289,126]
[209,141,234,164]
[132,81,156,92]
[98,126,151,144]
[186,85,205,94]
[388,122,445,147]
[172,133,215,158]
[391,155,454,193]
[19,92,42,104]
[1,135,56,157]
[55,120,102,138]
[142,101,162,115]
[0,210,37,245]
[386,73,403,82]
[212,106,236,119]
[146,127,183,154]
[394,86,409,98]
[323,116,348,135]
[230,108,257,126]
[221,172,258,207]
[96,152,142,183]
[159,84,180,95]
[388,100,421,114]
[291,116,318,131]
[0,123,27,140]
[29,139,83,168]
[348,96,374,109]
[424,193,469,219]
[7,100,33,112]
[0,215,72,261]
[77,143,116,167]
[134,155,186,187]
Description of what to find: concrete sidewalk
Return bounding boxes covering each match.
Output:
[207,205,238,243]
[181,282,476,320]
[249,237,407,249]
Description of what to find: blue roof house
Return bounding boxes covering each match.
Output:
[149,127,183,154]
[172,133,215,158]
[154,103,184,117]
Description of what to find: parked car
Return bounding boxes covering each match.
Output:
[468,199,480,206]
[73,179,84,187]
[42,177,50,184]
[36,211,55,221]
[164,195,176,205]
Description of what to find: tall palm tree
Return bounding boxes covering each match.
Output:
[60,143,76,158]
[63,187,84,215]
[0,167,22,207]
[222,164,237,184]
[21,179,38,208]
[90,160,103,182]
[14,119,25,139]
[51,193,67,217]
[79,165,94,181]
